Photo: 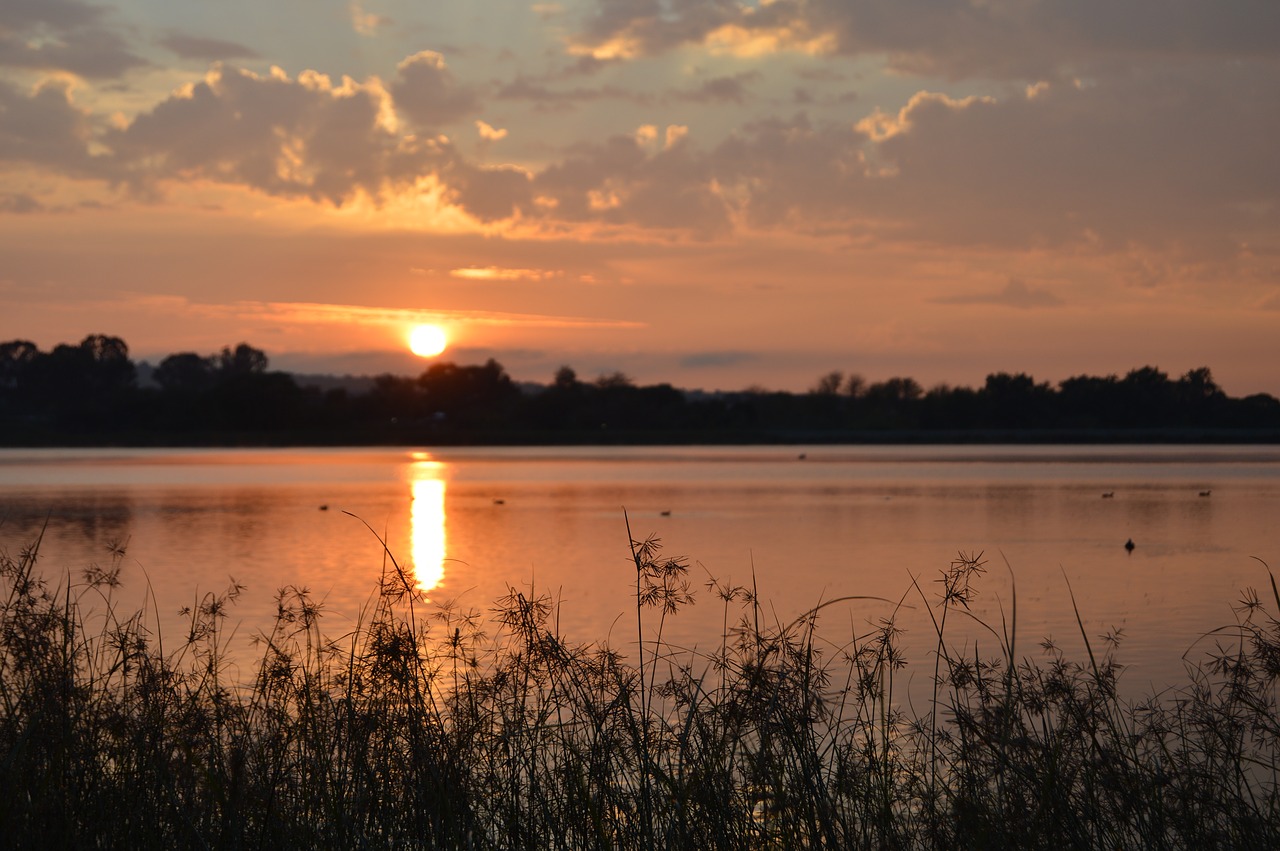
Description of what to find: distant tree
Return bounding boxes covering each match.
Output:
[1177,366,1222,401]
[855,377,923,429]
[553,365,579,390]
[21,334,136,426]
[595,371,634,390]
[865,377,923,403]
[218,343,268,375]
[208,369,307,431]
[920,383,982,429]
[154,352,217,393]
[844,373,866,398]
[1120,365,1176,426]
[362,374,425,422]
[419,359,520,427]
[980,372,1054,428]
[53,334,135,391]
[1058,373,1122,427]
[0,340,39,392]
[811,370,844,395]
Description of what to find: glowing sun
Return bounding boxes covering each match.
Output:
[408,324,448,358]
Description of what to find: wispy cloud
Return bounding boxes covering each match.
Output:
[0,192,43,213]
[229,300,645,330]
[0,0,147,78]
[450,266,558,281]
[932,279,1064,309]
[159,34,259,61]
[348,1,391,36]
[568,0,1280,79]
[679,351,758,369]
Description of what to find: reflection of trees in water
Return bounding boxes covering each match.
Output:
[0,490,134,550]
[151,489,272,546]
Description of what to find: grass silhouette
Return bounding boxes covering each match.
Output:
[1,523,1278,848]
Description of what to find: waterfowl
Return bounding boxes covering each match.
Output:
[1199,490,1211,497]
[1101,491,1114,498]
[1125,538,1135,553]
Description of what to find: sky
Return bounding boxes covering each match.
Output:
[2,0,1278,395]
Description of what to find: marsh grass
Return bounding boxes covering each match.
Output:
[2,521,1278,849]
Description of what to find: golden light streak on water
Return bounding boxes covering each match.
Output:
[409,459,447,595]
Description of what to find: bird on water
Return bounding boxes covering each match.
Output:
[1125,538,1135,553]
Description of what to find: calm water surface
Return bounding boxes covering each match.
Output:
[2,445,1277,694]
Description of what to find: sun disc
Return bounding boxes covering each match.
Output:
[408,324,448,357]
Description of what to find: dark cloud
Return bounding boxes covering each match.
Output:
[562,54,624,77]
[495,74,652,109]
[571,0,1280,80]
[2,0,102,33]
[932,280,1064,309]
[0,0,147,78]
[532,130,732,236]
[0,192,43,213]
[706,113,871,231]
[3,37,1274,266]
[674,73,758,104]
[159,34,261,61]
[864,69,1280,253]
[85,64,530,221]
[0,79,99,174]
[102,65,434,203]
[389,51,481,129]
[445,162,534,222]
[576,0,741,57]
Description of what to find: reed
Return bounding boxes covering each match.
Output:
[1,525,1277,849]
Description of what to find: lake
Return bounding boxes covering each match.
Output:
[1,445,1277,695]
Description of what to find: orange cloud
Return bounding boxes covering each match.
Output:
[449,267,559,281]
[230,300,644,330]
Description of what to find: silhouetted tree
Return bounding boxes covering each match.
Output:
[980,372,1054,428]
[1057,373,1122,428]
[865,377,923,403]
[811,370,844,395]
[1118,366,1176,426]
[20,335,136,428]
[595,371,634,390]
[218,343,268,376]
[154,353,217,393]
[0,341,39,411]
[844,373,866,398]
[553,366,579,390]
[418,359,520,429]
[5,333,1280,443]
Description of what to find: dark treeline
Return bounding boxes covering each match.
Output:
[2,334,1279,445]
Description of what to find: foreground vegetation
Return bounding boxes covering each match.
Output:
[2,525,1279,849]
[3,334,1280,444]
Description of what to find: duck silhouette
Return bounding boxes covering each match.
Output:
[1125,538,1135,554]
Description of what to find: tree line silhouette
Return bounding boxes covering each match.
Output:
[2,335,1278,445]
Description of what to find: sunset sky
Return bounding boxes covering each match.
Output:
[2,0,1278,394]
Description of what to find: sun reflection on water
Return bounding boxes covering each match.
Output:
[409,457,446,595]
